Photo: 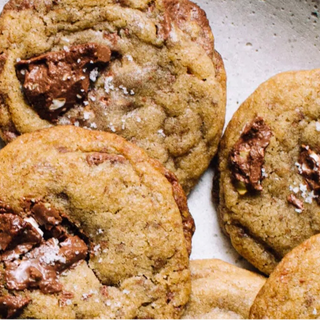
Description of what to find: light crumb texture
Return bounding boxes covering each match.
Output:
[182,259,265,319]
[0,126,191,319]
[250,234,320,319]
[0,0,226,194]
[219,69,320,275]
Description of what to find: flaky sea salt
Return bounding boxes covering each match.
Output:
[109,123,116,132]
[119,85,129,95]
[104,76,114,94]
[40,239,66,265]
[90,68,99,82]
[157,129,166,137]
[83,112,91,120]
[66,299,72,306]
[97,229,104,234]
[121,119,126,130]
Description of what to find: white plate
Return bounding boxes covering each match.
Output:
[0,0,319,271]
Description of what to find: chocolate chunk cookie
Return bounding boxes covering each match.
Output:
[0,0,226,194]
[218,69,320,274]
[250,234,320,319]
[0,126,194,319]
[183,259,266,319]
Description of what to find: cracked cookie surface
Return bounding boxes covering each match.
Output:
[218,69,320,275]
[0,125,193,319]
[0,0,226,194]
[182,259,265,319]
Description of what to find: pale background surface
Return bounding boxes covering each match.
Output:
[0,0,319,270]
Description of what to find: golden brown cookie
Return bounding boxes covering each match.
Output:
[218,69,320,274]
[250,234,320,319]
[0,125,193,319]
[0,0,226,194]
[183,259,266,319]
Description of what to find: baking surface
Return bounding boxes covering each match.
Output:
[0,0,319,270]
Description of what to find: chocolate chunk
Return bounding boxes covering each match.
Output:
[86,153,126,166]
[298,145,320,203]
[5,236,87,294]
[230,117,272,195]
[16,43,111,121]
[0,214,42,261]
[29,202,69,240]
[0,202,13,214]
[31,203,62,228]
[287,194,304,210]
[0,295,30,319]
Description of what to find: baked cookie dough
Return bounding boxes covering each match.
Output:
[182,259,266,319]
[218,69,320,274]
[250,234,320,319]
[0,0,226,194]
[0,125,194,319]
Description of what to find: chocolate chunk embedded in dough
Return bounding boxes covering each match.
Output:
[16,43,111,122]
[0,295,30,319]
[5,236,87,294]
[230,117,272,195]
[298,145,320,203]
[287,194,304,210]
[0,214,42,262]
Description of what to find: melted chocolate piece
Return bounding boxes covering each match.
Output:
[5,236,87,294]
[298,145,320,203]
[16,43,111,121]
[287,194,304,210]
[0,295,30,319]
[0,202,14,214]
[230,117,272,194]
[0,214,42,262]
[31,203,62,229]
[30,202,68,240]
[86,153,126,166]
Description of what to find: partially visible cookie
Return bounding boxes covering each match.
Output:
[0,125,193,319]
[250,234,320,319]
[218,69,320,274]
[182,259,266,319]
[0,0,226,194]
